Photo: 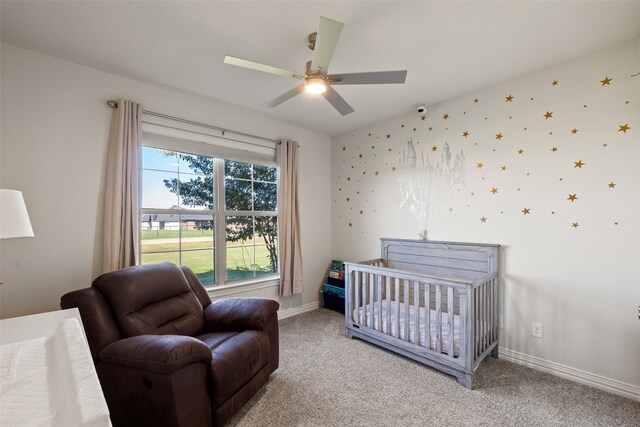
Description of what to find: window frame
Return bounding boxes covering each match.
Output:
[140,142,279,288]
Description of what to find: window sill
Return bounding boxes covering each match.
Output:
[205,275,280,298]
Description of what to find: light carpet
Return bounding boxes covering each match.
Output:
[228,308,640,426]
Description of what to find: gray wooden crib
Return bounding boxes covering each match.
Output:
[344,238,500,389]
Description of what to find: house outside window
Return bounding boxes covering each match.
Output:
[141,146,278,286]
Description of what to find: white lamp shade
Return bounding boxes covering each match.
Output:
[0,189,34,239]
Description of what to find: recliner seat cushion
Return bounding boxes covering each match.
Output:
[93,263,205,337]
[205,330,270,406]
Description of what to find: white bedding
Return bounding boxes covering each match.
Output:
[354,299,460,356]
[0,317,111,427]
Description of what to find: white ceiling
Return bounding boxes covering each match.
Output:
[2,1,639,136]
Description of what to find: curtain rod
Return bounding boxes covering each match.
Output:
[106,100,280,144]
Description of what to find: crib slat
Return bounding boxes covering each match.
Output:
[363,272,369,327]
[394,277,400,338]
[386,276,391,336]
[485,280,490,347]
[488,279,492,343]
[480,284,484,353]
[413,281,419,344]
[376,274,382,332]
[448,287,454,357]
[492,277,500,342]
[354,271,360,324]
[481,282,486,352]
[459,290,467,363]
[435,285,442,353]
[474,287,479,358]
[403,279,410,341]
[369,273,376,328]
[425,282,431,350]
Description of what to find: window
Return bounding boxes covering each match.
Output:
[141,146,278,286]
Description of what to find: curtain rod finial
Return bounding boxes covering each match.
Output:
[107,100,118,108]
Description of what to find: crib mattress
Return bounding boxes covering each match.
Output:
[353,299,460,356]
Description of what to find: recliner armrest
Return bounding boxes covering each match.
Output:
[204,298,279,332]
[100,335,212,375]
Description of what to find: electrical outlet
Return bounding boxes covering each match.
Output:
[531,322,543,338]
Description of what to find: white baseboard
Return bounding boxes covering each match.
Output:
[278,301,320,320]
[498,347,640,402]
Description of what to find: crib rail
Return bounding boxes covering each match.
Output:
[345,261,499,373]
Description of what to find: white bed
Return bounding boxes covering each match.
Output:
[0,310,111,427]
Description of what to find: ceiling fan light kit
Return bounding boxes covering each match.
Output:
[224,16,407,116]
[305,76,327,94]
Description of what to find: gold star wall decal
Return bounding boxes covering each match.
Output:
[522,208,531,215]
[474,98,479,103]
[544,111,553,119]
[618,124,631,133]
[480,217,487,223]
[432,146,438,152]
[600,76,612,86]
[495,133,503,140]
[348,223,352,227]
[442,113,449,120]
[346,197,350,201]
[358,154,363,158]
[506,95,514,102]
[391,166,396,171]
[401,124,405,128]
[567,194,578,202]
[420,115,426,121]
[572,222,579,228]
[347,177,351,181]
[476,162,484,169]
[517,149,524,154]
[463,131,469,137]
[375,171,379,176]
[571,128,578,134]
[342,146,346,151]
[574,160,585,168]
[551,147,558,152]
[608,182,616,188]
[386,134,391,139]
[490,188,498,195]
[552,80,559,86]
[359,210,363,214]
[501,165,507,171]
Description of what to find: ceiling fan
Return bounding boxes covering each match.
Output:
[223,17,407,116]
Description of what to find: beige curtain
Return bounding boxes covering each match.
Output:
[102,99,142,272]
[277,140,303,296]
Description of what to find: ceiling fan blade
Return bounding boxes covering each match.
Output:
[329,70,408,85]
[264,84,306,108]
[224,56,300,78]
[310,17,344,74]
[322,86,354,116]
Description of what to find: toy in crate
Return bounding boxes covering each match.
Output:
[327,259,345,287]
[322,259,346,313]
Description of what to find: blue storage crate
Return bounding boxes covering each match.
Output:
[321,290,345,313]
[322,283,345,298]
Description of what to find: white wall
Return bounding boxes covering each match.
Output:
[332,40,640,393]
[0,43,331,319]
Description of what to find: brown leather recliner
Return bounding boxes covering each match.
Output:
[60,262,279,427]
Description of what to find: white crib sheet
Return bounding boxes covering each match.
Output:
[353,299,460,356]
[0,317,111,427]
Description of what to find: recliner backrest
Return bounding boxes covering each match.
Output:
[92,262,206,337]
